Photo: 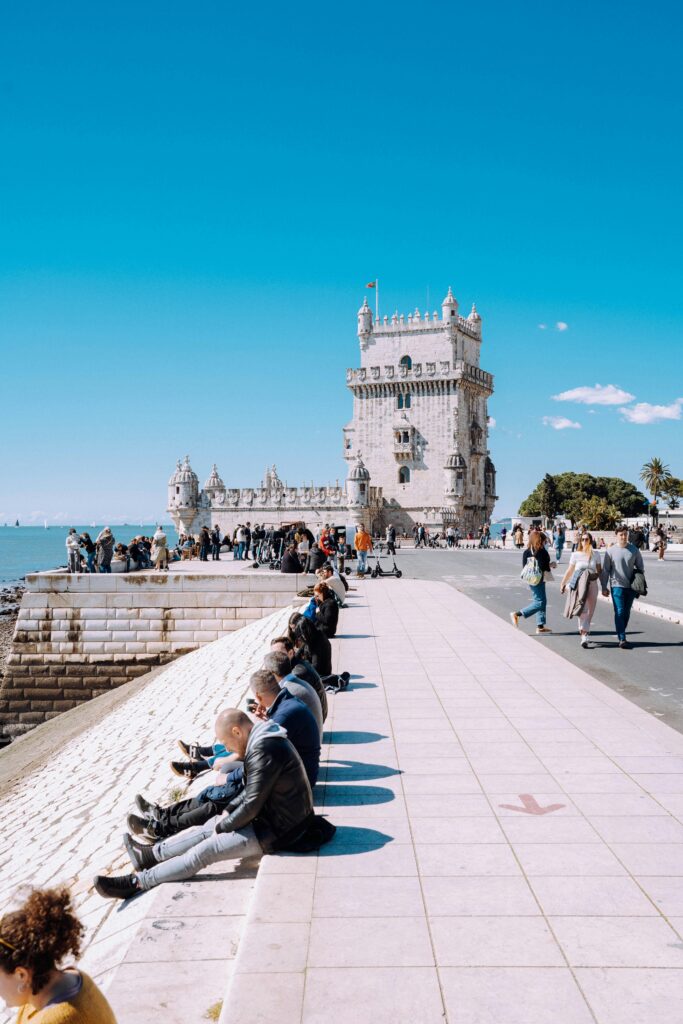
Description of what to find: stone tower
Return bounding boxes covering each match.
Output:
[167,455,200,533]
[343,288,496,533]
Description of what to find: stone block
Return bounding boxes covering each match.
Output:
[31,688,65,701]
[30,700,55,712]
[175,618,202,631]
[241,593,270,608]
[201,593,243,608]
[58,643,76,654]
[114,608,138,618]
[101,642,132,654]
[199,618,220,630]
[69,594,108,608]
[219,620,240,631]
[167,630,194,643]
[48,665,67,676]
[146,642,172,654]
[85,577,119,592]
[110,630,138,641]
[169,641,197,652]
[79,607,109,620]
[19,619,41,631]
[81,642,108,654]
[63,688,88,699]
[192,631,219,642]
[16,712,47,724]
[79,630,112,642]
[21,593,48,608]
[8,701,31,713]
[242,608,266,620]
[127,664,155,677]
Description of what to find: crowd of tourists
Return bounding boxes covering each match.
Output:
[93,591,349,901]
[510,524,647,650]
[65,527,171,573]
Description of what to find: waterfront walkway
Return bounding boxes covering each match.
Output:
[225,578,683,1024]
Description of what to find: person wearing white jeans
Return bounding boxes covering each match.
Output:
[137,816,263,889]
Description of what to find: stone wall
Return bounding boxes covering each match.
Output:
[0,571,304,738]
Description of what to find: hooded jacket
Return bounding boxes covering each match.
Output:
[215,720,313,851]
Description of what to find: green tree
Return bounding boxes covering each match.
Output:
[579,496,622,530]
[518,472,646,524]
[662,477,681,510]
[640,457,673,504]
[537,473,560,520]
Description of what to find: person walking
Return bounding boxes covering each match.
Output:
[600,525,644,649]
[510,529,555,634]
[95,527,114,573]
[0,886,117,1022]
[553,523,566,563]
[65,529,81,573]
[500,526,507,548]
[512,523,524,549]
[199,526,211,562]
[655,525,667,560]
[353,524,373,576]
[386,524,396,555]
[210,525,221,561]
[560,531,602,647]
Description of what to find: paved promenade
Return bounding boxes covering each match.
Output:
[225,578,683,1024]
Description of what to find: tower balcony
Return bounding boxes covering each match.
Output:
[393,440,414,461]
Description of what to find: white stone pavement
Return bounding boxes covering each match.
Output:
[224,578,683,1024]
[0,605,295,1024]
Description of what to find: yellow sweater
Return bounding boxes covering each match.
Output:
[16,973,117,1024]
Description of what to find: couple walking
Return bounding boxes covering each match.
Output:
[510,526,644,649]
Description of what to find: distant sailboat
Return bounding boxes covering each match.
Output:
[44,520,48,530]
[14,519,19,528]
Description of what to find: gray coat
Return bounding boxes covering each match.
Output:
[563,567,595,619]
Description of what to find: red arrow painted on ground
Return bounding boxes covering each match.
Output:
[498,794,566,815]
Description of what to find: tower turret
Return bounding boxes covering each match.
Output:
[346,453,371,526]
[444,451,467,501]
[441,286,458,322]
[468,302,482,335]
[357,297,373,350]
[204,464,226,505]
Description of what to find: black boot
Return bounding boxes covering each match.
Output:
[123,833,157,871]
[135,793,162,818]
[127,812,159,841]
[170,760,210,779]
[94,873,140,901]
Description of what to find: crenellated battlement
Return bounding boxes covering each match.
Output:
[346,360,493,393]
[369,311,481,340]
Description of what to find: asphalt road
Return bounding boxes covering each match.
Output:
[387,547,683,734]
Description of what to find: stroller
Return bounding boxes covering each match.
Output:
[368,551,402,579]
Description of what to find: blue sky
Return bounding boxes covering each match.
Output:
[1,0,681,523]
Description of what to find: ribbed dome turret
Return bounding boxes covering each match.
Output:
[468,303,481,322]
[445,452,467,469]
[204,464,225,490]
[347,454,371,481]
[176,455,199,485]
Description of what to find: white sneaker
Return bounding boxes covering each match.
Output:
[509,612,519,628]
[580,636,589,648]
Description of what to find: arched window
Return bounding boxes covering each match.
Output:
[399,467,410,484]
[396,394,404,410]
[402,431,409,443]
[400,355,412,369]
[404,393,411,409]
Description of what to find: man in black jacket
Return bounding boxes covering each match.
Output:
[94,710,313,900]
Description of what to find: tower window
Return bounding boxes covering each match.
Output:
[360,483,366,494]
[402,431,409,443]
[396,394,403,410]
[399,467,410,484]
[405,394,411,409]
[400,355,412,369]
[176,486,179,494]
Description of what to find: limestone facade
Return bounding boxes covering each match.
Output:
[167,287,496,536]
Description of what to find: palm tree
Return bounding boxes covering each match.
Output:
[640,457,673,503]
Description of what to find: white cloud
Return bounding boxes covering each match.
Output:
[556,321,569,331]
[537,323,547,330]
[488,417,496,429]
[553,383,635,406]
[619,398,683,424]
[543,416,582,430]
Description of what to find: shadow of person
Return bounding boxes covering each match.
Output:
[323,760,402,782]
[314,783,396,806]
[317,825,395,852]
[323,730,388,744]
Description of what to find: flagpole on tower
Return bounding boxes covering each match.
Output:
[375,279,379,322]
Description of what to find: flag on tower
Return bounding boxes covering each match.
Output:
[366,281,376,288]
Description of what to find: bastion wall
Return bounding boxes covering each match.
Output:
[0,571,303,738]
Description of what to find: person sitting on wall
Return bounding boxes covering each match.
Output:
[269,635,328,721]
[304,542,326,574]
[95,708,332,901]
[280,544,302,574]
[294,618,350,693]
[128,670,321,842]
[317,562,347,605]
[313,582,339,638]
[262,651,323,739]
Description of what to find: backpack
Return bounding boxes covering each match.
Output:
[521,555,543,586]
[283,814,336,853]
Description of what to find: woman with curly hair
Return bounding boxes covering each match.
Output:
[0,887,116,1022]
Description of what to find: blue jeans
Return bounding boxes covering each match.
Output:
[519,582,547,626]
[98,563,111,574]
[357,550,368,573]
[138,818,262,889]
[554,542,564,562]
[237,542,245,560]
[611,586,635,641]
[86,552,96,573]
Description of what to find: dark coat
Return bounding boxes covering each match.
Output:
[316,597,339,638]
[291,659,328,722]
[215,721,313,852]
[266,689,320,786]
[281,549,302,574]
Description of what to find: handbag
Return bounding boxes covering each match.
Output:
[521,555,542,586]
